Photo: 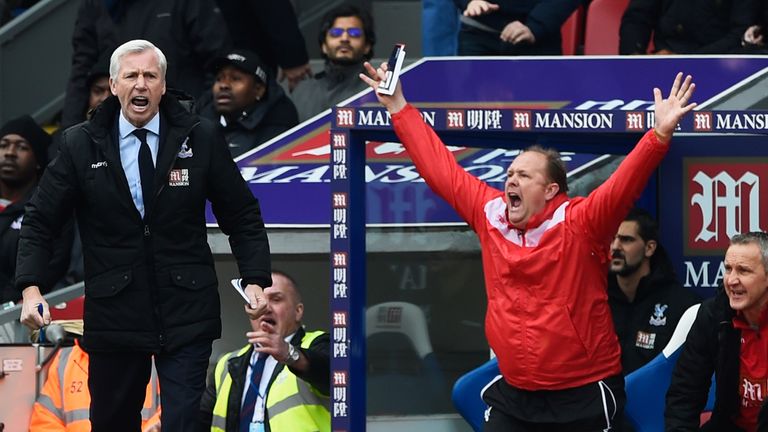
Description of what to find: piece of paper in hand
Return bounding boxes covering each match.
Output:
[377,43,406,96]
[231,278,251,304]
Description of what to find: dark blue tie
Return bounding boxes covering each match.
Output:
[240,352,267,432]
[132,129,154,218]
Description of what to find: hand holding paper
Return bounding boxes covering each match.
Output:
[232,278,268,319]
[359,44,407,114]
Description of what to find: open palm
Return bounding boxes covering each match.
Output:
[654,72,696,142]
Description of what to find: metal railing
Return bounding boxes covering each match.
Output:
[0,0,78,125]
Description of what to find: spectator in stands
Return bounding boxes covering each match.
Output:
[609,208,700,375]
[198,270,330,432]
[0,115,71,306]
[619,0,756,54]
[290,4,375,123]
[29,320,161,432]
[453,0,582,55]
[199,49,298,158]
[215,0,311,91]
[667,232,768,431]
[17,39,272,432]
[60,0,231,129]
[361,62,696,430]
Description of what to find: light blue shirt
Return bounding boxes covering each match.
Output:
[118,111,160,218]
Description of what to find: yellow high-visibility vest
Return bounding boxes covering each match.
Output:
[211,331,329,432]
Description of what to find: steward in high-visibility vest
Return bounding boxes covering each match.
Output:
[199,271,330,432]
[29,340,161,431]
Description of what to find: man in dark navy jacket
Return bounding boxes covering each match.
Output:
[17,39,271,432]
[608,208,700,375]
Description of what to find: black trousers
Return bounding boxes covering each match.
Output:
[88,340,212,432]
[482,374,626,432]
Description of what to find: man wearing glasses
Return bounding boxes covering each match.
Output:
[290,4,376,122]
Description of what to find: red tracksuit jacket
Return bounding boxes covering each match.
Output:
[392,104,668,390]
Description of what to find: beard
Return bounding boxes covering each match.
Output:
[609,254,644,277]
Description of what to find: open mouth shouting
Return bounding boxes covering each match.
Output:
[131,95,149,111]
[260,316,277,327]
[507,192,521,211]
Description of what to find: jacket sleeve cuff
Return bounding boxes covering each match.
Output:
[241,273,273,289]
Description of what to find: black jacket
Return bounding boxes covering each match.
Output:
[619,0,756,54]
[666,289,768,431]
[608,251,700,374]
[16,94,271,353]
[61,0,231,128]
[197,328,330,432]
[452,0,582,45]
[199,81,298,158]
[215,0,308,77]
[0,189,72,303]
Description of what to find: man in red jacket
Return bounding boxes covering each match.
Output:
[360,65,696,430]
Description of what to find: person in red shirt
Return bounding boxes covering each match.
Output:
[360,64,696,430]
[667,232,768,432]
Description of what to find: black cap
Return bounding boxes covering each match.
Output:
[208,49,268,84]
[0,115,51,171]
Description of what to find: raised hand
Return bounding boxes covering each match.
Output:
[653,72,696,143]
[359,61,407,114]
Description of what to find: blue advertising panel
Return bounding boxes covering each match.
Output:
[208,57,768,227]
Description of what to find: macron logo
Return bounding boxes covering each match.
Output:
[91,161,108,169]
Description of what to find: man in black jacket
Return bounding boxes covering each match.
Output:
[453,0,582,55]
[666,232,768,431]
[198,270,330,432]
[619,0,756,54]
[200,49,298,158]
[18,40,271,432]
[608,208,700,375]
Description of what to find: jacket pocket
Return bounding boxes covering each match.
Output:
[86,269,132,298]
[168,265,217,291]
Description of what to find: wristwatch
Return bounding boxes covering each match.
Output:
[285,344,300,365]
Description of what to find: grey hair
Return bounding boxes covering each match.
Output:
[730,231,768,272]
[109,39,167,81]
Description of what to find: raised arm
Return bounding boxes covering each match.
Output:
[574,72,696,244]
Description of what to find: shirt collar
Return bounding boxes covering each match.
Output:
[118,110,160,139]
[733,306,768,330]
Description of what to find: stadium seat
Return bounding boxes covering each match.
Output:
[366,301,448,415]
[561,6,585,56]
[583,0,630,55]
[624,303,715,431]
[451,357,499,432]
